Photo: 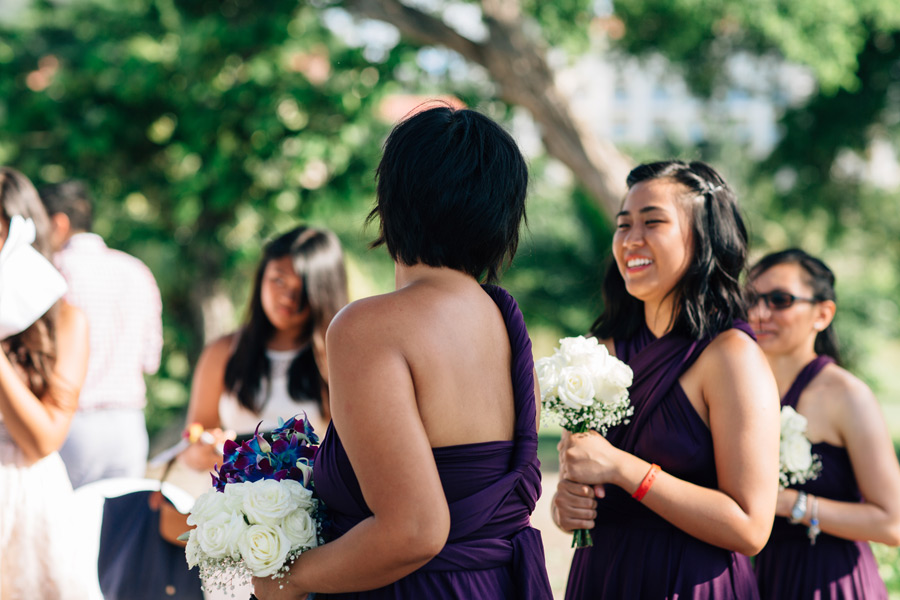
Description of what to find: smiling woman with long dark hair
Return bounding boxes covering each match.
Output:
[554,160,780,599]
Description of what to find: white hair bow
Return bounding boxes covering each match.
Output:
[0,215,68,339]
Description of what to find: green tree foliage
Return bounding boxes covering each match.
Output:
[612,0,900,398]
[3,0,899,459]
[613,0,900,94]
[0,0,400,434]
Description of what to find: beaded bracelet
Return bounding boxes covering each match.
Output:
[808,495,821,545]
[632,463,661,502]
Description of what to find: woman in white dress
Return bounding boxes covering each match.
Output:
[0,167,90,599]
[180,225,348,474]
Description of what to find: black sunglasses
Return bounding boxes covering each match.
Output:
[750,290,818,310]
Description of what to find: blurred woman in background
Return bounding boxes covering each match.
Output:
[254,105,552,599]
[0,167,90,599]
[180,225,347,474]
[749,249,900,599]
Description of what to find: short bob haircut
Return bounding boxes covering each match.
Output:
[368,105,528,284]
[592,160,749,342]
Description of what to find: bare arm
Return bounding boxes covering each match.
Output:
[780,375,900,545]
[184,336,232,429]
[0,302,89,461]
[254,300,450,597]
[312,328,331,423]
[557,330,780,555]
[180,336,232,471]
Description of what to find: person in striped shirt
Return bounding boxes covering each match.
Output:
[40,180,163,488]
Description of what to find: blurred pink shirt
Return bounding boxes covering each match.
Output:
[54,233,163,411]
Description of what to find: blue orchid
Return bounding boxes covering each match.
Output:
[212,413,320,492]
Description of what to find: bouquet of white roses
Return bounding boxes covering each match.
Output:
[779,406,822,488]
[536,336,634,547]
[183,415,322,593]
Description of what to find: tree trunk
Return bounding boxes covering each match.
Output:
[342,0,632,219]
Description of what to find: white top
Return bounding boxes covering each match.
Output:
[217,348,325,436]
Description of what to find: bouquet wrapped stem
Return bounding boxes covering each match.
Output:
[571,527,593,548]
[537,336,634,548]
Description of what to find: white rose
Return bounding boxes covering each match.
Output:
[609,358,633,389]
[282,507,318,549]
[282,479,315,511]
[223,481,251,513]
[242,479,296,526]
[194,512,246,559]
[238,524,291,577]
[559,336,602,368]
[187,488,227,527]
[590,355,633,405]
[557,365,596,409]
[781,435,814,473]
[185,531,204,568]
[535,354,564,401]
[780,406,808,437]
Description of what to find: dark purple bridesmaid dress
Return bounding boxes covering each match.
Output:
[754,355,888,599]
[565,322,761,600]
[312,285,553,600]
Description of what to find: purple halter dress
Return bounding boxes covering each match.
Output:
[565,322,760,600]
[312,285,553,599]
[754,355,887,599]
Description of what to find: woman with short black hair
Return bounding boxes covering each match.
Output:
[254,105,552,599]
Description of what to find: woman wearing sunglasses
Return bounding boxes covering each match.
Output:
[749,248,900,599]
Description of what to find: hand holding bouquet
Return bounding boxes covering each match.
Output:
[779,406,822,488]
[183,415,322,593]
[536,336,634,547]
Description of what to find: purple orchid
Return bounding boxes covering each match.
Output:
[211,414,320,492]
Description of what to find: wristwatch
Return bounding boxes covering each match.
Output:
[789,491,808,524]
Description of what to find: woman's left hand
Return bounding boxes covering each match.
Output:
[559,430,623,492]
[250,575,308,600]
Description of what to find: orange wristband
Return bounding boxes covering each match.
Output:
[632,463,661,502]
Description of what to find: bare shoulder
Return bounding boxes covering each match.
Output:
[54,302,90,386]
[204,333,238,361]
[694,327,775,406]
[814,363,880,418]
[194,333,239,377]
[818,363,873,399]
[326,294,403,347]
[57,301,88,342]
[703,327,763,368]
